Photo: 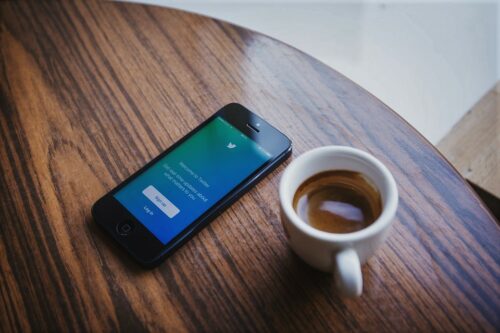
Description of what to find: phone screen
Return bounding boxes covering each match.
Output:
[114,116,272,244]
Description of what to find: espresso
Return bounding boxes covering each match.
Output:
[292,170,382,234]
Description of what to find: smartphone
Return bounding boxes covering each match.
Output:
[92,103,292,267]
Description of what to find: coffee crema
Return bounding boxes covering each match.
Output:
[292,170,382,234]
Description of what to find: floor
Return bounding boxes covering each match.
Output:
[438,82,500,201]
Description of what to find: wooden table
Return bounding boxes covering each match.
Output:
[1,1,499,331]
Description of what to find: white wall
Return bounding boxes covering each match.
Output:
[119,0,499,144]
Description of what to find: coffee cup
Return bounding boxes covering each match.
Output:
[279,146,398,297]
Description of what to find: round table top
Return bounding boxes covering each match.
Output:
[1,1,498,331]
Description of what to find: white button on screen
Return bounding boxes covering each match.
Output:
[142,185,180,218]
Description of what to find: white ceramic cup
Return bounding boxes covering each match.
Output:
[279,146,398,297]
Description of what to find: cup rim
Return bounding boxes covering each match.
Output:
[279,146,398,242]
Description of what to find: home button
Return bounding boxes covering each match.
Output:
[116,220,135,236]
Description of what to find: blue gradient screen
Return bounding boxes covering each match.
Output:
[114,117,271,244]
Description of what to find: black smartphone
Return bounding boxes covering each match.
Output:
[92,103,292,267]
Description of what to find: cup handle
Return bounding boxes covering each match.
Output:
[333,248,362,297]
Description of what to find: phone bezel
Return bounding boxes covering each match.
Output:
[92,103,291,267]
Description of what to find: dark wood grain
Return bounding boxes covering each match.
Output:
[1,1,499,332]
